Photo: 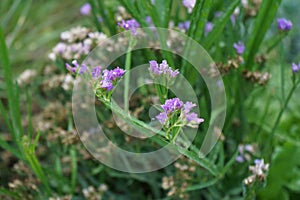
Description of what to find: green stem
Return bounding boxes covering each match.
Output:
[124,37,133,114]
[264,82,298,158]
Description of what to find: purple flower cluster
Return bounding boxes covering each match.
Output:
[233,41,245,55]
[236,144,256,163]
[277,18,292,31]
[156,98,204,128]
[80,3,91,16]
[178,21,190,32]
[292,63,300,73]
[149,60,179,78]
[66,60,125,91]
[98,67,126,91]
[118,19,140,36]
[182,0,196,13]
[66,60,88,74]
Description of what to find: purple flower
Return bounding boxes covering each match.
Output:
[149,60,179,78]
[183,101,196,113]
[292,63,300,73]
[80,3,91,16]
[205,22,213,35]
[277,18,292,31]
[236,156,245,163]
[100,79,114,91]
[79,64,88,74]
[162,98,183,113]
[103,67,126,81]
[186,112,204,124]
[66,60,80,73]
[178,21,190,31]
[182,0,196,13]
[233,41,245,55]
[156,98,204,129]
[145,16,154,27]
[92,66,102,79]
[118,19,140,36]
[156,112,168,124]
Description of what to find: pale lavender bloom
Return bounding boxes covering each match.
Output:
[186,112,204,124]
[149,60,179,78]
[145,16,154,27]
[250,159,269,177]
[292,63,300,73]
[149,60,161,75]
[183,101,196,113]
[103,67,126,81]
[182,0,196,13]
[205,22,213,35]
[233,41,245,55]
[80,3,91,16]
[236,156,245,163]
[79,64,88,74]
[92,66,102,79]
[178,21,190,31]
[162,98,183,113]
[66,60,79,73]
[118,19,140,36]
[100,79,114,91]
[277,18,292,31]
[156,112,168,124]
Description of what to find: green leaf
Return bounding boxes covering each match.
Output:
[186,178,218,191]
[202,0,240,49]
[244,0,282,69]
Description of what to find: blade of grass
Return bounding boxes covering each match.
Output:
[202,0,240,49]
[0,26,22,149]
[1,0,22,28]
[244,0,282,69]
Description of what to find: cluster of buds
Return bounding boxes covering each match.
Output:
[277,18,293,32]
[82,184,108,200]
[244,159,269,185]
[49,26,107,61]
[236,144,257,163]
[242,0,262,18]
[118,19,140,36]
[209,56,244,77]
[156,98,204,140]
[243,70,271,85]
[65,60,126,101]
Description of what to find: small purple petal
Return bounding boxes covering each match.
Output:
[205,22,214,35]
[277,18,292,31]
[80,3,91,16]
[183,101,196,113]
[100,80,114,91]
[233,41,245,55]
[182,0,196,13]
[156,112,168,124]
[292,63,300,74]
[92,66,102,79]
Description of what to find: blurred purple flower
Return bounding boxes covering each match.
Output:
[92,66,102,79]
[292,63,300,74]
[145,16,154,27]
[118,19,140,36]
[102,67,126,81]
[100,80,114,91]
[178,21,190,31]
[182,0,196,13]
[66,60,79,73]
[80,3,91,16]
[277,18,292,31]
[186,112,204,124]
[183,101,196,113]
[205,22,213,35]
[156,112,168,124]
[233,41,245,55]
[79,64,88,74]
